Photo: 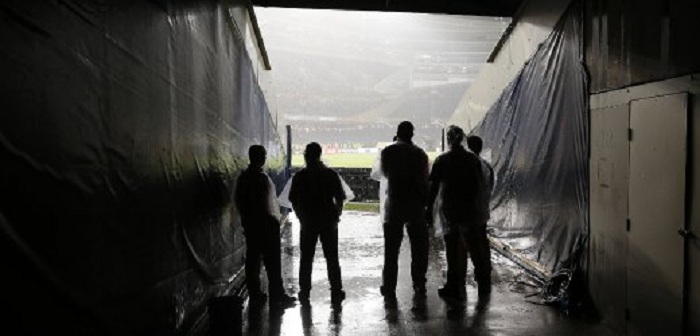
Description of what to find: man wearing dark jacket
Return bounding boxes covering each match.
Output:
[289,142,347,304]
[379,121,430,298]
[427,126,490,299]
[235,145,296,307]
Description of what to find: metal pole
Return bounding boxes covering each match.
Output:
[441,127,445,152]
[286,125,292,179]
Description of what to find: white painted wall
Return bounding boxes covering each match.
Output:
[590,74,700,335]
[449,0,573,131]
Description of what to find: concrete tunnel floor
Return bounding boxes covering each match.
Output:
[240,211,616,336]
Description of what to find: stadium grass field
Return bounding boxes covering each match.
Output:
[344,202,380,213]
[291,152,440,168]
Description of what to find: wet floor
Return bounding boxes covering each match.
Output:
[242,211,616,336]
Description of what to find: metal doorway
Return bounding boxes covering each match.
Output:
[627,93,688,335]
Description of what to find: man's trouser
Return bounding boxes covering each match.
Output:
[299,225,343,294]
[244,217,284,298]
[381,220,429,292]
[443,223,491,292]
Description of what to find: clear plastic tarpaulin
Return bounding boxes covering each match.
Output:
[471,4,588,283]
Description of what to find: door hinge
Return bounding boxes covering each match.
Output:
[628,128,633,141]
[678,228,695,239]
[626,219,631,232]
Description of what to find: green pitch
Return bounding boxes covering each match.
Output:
[344,202,380,213]
[291,152,439,168]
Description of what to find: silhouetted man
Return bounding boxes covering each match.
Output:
[427,126,489,300]
[466,135,493,295]
[235,145,296,307]
[289,142,347,304]
[379,121,430,298]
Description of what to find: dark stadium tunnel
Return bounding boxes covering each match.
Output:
[2,0,700,335]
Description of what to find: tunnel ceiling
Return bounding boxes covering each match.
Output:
[251,0,523,16]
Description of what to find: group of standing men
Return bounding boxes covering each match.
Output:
[234,120,493,309]
[378,121,493,300]
[235,142,349,307]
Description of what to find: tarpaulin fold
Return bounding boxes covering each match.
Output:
[0,1,283,334]
[470,3,588,282]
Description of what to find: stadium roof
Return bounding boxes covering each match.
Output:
[251,0,523,17]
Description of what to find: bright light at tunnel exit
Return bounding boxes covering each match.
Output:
[254,7,510,167]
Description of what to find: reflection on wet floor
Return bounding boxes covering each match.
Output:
[242,211,615,336]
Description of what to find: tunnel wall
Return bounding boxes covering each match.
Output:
[585,0,700,93]
[449,0,574,130]
[229,4,283,137]
[0,1,283,335]
[589,74,700,336]
[468,3,588,279]
[449,0,699,332]
[586,1,700,333]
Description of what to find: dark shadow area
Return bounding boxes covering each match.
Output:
[0,1,285,334]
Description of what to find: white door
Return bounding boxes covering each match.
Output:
[628,93,687,335]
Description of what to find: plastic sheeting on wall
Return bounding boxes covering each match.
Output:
[0,1,282,335]
[470,3,588,283]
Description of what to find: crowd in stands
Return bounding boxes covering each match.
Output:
[290,121,444,153]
